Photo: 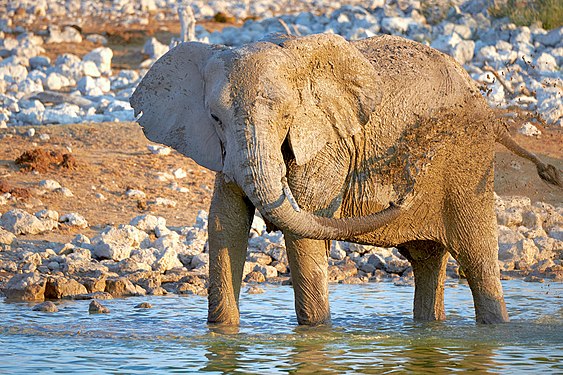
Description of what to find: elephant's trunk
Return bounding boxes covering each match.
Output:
[235,121,402,241]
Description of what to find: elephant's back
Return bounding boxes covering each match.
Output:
[352,35,481,110]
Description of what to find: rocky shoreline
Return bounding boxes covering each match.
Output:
[1,1,561,130]
[1,192,561,304]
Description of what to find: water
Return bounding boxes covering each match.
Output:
[0,280,561,374]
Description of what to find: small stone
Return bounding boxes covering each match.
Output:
[39,179,62,191]
[32,301,58,312]
[152,197,177,207]
[73,292,113,300]
[0,227,16,245]
[83,47,113,75]
[142,37,168,59]
[191,253,209,269]
[125,189,146,199]
[246,285,265,294]
[26,128,36,137]
[59,213,88,228]
[524,275,544,283]
[173,168,187,179]
[134,302,153,309]
[89,300,110,314]
[105,277,145,297]
[86,34,108,45]
[147,144,171,155]
[244,271,266,283]
[518,122,541,137]
[130,214,166,233]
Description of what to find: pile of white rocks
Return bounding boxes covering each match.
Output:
[1,192,561,301]
[0,0,561,130]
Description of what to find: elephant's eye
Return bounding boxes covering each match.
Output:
[210,114,222,126]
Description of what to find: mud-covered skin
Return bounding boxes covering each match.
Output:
[131,33,560,326]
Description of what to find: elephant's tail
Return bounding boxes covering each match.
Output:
[495,122,562,188]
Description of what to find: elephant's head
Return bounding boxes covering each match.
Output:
[130,33,402,240]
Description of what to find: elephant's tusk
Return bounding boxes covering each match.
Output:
[282,177,301,212]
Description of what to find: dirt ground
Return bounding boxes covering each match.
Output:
[1,17,562,246]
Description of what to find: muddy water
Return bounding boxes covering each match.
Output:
[1,280,561,374]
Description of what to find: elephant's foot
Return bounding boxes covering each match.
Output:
[470,286,509,324]
[454,256,509,323]
[295,303,332,326]
[207,294,241,325]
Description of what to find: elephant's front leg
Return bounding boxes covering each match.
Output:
[208,173,254,325]
[284,232,331,325]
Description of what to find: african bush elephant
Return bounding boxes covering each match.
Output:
[130,33,561,325]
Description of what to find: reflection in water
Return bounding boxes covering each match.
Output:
[0,280,561,374]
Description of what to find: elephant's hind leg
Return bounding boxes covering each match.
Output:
[446,200,509,324]
[208,174,255,325]
[284,233,331,325]
[399,241,448,321]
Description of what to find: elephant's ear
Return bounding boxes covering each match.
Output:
[281,34,381,166]
[130,42,223,172]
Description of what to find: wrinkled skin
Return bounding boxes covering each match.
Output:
[131,34,561,326]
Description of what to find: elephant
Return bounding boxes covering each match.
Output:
[130,33,561,326]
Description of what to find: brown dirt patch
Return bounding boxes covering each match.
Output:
[0,122,215,243]
[15,148,78,173]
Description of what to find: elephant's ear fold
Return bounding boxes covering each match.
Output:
[130,42,223,172]
[283,34,381,166]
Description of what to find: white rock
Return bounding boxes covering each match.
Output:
[130,248,158,266]
[29,56,50,69]
[535,53,558,72]
[76,76,110,95]
[17,77,44,97]
[142,37,169,60]
[153,198,177,207]
[81,60,101,78]
[380,17,413,35]
[45,72,69,90]
[173,168,187,179]
[153,247,183,272]
[59,213,88,228]
[254,264,278,279]
[130,214,167,233]
[0,227,16,245]
[191,253,209,269]
[0,209,58,235]
[330,243,347,260]
[83,47,113,75]
[91,225,150,261]
[452,40,475,65]
[147,144,171,155]
[86,34,108,45]
[46,26,82,44]
[42,103,81,125]
[39,179,62,191]
[536,28,563,47]
[518,122,541,137]
[0,64,27,83]
[125,189,146,199]
[35,209,59,222]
